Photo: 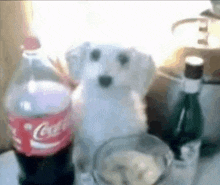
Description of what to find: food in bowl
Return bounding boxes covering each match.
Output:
[101,150,163,185]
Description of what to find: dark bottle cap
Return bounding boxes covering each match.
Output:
[184,56,204,79]
[23,37,41,50]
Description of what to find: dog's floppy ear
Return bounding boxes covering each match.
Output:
[65,42,90,81]
[129,48,156,99]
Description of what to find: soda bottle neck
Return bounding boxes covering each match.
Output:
[22,47,45,58]
[20,48,57,73]
[183,77,202,94]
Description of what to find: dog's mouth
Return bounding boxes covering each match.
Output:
[98,75,113,88]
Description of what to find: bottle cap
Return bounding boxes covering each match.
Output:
[185,56,204,66]
[184,56,204,79]
[23,37,41,50]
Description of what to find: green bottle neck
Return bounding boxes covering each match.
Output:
[183,77,202,94]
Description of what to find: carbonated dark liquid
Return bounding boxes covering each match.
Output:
[15,142,74,185]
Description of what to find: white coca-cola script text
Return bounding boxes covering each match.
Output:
[33,117,69,141]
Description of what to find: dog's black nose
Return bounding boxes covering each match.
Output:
[99,75,112,88]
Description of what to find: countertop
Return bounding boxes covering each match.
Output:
[1,150,220,185]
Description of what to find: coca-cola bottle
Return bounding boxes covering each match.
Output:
[169,56,204,185]
[4,37,75,185]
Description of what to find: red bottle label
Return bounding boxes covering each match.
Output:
[8,105,72,156]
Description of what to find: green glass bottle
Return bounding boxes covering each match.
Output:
[170,56,204,185]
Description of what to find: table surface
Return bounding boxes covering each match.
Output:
[0,150,220,185]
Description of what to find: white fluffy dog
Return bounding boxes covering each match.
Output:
[66,42,156,162]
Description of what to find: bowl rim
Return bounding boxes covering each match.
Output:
[92,133,174,184]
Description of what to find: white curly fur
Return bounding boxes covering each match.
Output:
[66,42,156,158]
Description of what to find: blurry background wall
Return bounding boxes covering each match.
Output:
[31,1,212,66]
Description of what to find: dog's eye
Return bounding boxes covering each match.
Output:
[118,53,129,66]
[90,49,101,61]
